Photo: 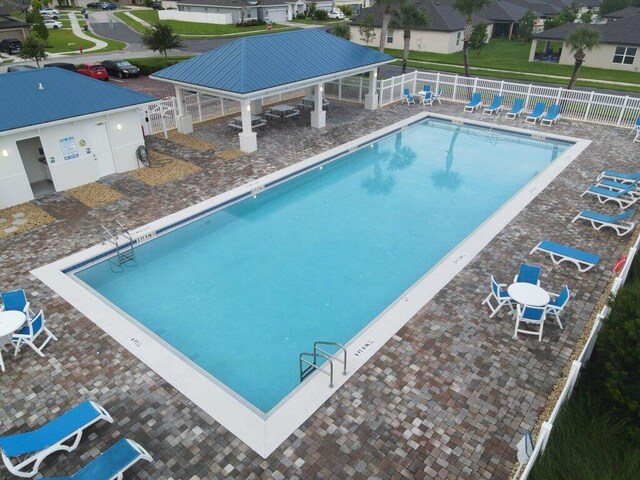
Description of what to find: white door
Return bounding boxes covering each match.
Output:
[87,123,116,178]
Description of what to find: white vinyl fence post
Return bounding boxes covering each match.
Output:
[539,422,553,452]
[220,98,225,116]
[453,75,459,101]
[556,87,562,105]
[359,77,363,102]
[525,84,532,110]
[617,96,630,126]
[584,91,594,121]
[339,78,343,100]
[197,93,203,122]
[435,72,441,96]
[499,80,504,96]
[473,76,478,93]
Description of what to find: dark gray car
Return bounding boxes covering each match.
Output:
[7,65,37,73]
[101,60,140,78]
[0,38,23,55]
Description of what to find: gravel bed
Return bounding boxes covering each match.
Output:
[0,203,55,239]
[67,182,123,208]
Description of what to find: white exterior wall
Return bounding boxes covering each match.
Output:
[0,108,144,209]
[164,9,234,24]
[349,26,465,54]
[557,43,640,71]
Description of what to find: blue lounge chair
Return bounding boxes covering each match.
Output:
[0,400,113,478]
[482,95,503,115]
[514,264,541,285]
[1,289,35,317]
[581,184,638,209]
[546,285,570,329]
[541,104,561,125]
[572,209,635,236]
[481,275,514,317]
[403,88,415,106]
[464,92,482,112]
[597,170,640,184]
[514,305,546,341]
[596,179,640,199]
[530,240,600,272]
[42,438,152,480]
[525,102,546,123]
[505,98,524,119]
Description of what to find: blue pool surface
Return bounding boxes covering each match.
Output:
[75,119,569,412]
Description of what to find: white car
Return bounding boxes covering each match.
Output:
[39,8,60,17]
[43,19,63,29]
[327,10,345,20]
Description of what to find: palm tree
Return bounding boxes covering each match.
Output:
[565,26,601,89]
[452,0,491,77]
[377,0,398,53]
[389,1,430,74]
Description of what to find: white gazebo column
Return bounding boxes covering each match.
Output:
[310,83,326,129]
[364,68,378,110]
[528,39,538,62]
[174,86,193,134]
[250,98,263,115]
[238,99,257,153]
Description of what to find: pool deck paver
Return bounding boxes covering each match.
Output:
[0,100,636,479]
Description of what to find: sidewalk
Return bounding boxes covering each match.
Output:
[64,11,107,53]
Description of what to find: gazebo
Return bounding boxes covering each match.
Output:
[151,29,395,152]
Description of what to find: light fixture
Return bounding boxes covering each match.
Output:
[246,104,251,111]
[319,86,324,93]
[116,123,122,130]
[1,149,8,157]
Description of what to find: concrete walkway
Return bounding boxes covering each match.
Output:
[123,10,152,28]
[66,11,107,53]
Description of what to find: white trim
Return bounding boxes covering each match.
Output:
[32,113,589,458]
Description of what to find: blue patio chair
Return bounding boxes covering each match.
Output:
[581,183,638,210]
[421,91,434,106]
[514,304,546,341]
[572,209,635,236]
[541,104,561,125]
[12,309,57,358]
[482,95,503,115]
[597,170,640,184]
[1,289,35,317]
[505,98,524,119]
[546,286,570,329]
[431,88,443,104]
[525,102,546,123]
[628,117,640,137]
[403,88,415,106]
[422,84,431,94]
[0,400,114,478]
[464,92,482,112]
[514,264,541,286]
[481,275,514,318]
[41,438,152,480]
[530,240,600,272]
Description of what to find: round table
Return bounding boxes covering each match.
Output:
[507,283,550,307]
[0,311,26,372]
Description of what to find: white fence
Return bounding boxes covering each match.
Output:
[379,71,640,129]
[158,10,233,25]
[517,234,640,479]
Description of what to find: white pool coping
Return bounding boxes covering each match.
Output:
[32,113,590,458]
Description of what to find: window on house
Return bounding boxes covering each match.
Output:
[456,32,461,46]
[613,47,637,65]
[387,29,394,44]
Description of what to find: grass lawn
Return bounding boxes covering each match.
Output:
[116,10,293,36]
[124,55,194,75]
[45,29,94,53]
[291,18,343,25]
[385,39,640,86]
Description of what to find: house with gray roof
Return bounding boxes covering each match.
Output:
[350,0,494,54]
[529,8,640,71]
[0,7,29,42]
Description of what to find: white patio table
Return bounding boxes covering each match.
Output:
[0,310,26,372]
[507,283,550,307]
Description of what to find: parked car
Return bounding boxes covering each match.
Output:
[102,2,118,10]
[44,62,77,72]
[151,1,164,9]
[7,65,38,72]
[39,8,60,16]
[0,38,23,55]
[41,12,60,20]
[101,59,140,78]
[77,63,109,80]
[43,19,63,29]
[327,10,345,19]
[86,2,102,7]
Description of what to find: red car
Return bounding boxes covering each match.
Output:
[76,63,109,81]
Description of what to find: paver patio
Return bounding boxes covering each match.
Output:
[0,99,635,479]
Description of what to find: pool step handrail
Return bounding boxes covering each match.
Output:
[299,341,347,388]
[100,221,137,270]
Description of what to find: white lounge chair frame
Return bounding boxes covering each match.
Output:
[481,276,514,318]
[12,310,57,358]
[581,187,638,209]
[571,211,635,236]
[1,401,114,478]
[514,304,546,342]
[529,243,598,272]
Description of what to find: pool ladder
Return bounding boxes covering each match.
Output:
[299,341,347,388]
[101,220,136,272]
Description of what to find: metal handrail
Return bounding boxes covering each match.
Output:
[313,341,347,376]
[300,351,334,387]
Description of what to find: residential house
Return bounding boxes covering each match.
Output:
[0,7,29,42]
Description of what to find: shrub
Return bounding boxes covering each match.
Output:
[337,4,352,16]
[235,19,266,27]
[296,12,306,19]
[314,9,328,20]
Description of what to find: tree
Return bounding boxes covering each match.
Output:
[469,22,488,56]
[557,5,578,24]
[599,0,631,16]
[332,21,351,40]
[565,26,601,89]
[515,9,535,41]
[377,0,397,53]
[19,35,47,67]
[389,1,429,73]
[580,10,593,24]
[142,23,183,58]
[452,0,491,76]
[31,16,49,44]
[359,13,376,46]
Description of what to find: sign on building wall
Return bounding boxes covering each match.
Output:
[60,136,79,161]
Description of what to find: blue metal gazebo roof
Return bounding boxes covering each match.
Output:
[152,29,395,97]
[0,68,155,133]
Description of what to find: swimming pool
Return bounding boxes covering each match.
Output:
[36,113,588,456]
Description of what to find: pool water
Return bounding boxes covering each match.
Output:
[75,119,568,412]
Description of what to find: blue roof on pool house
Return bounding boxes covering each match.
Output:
[151,29,395,99]
[0,68,155,133]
